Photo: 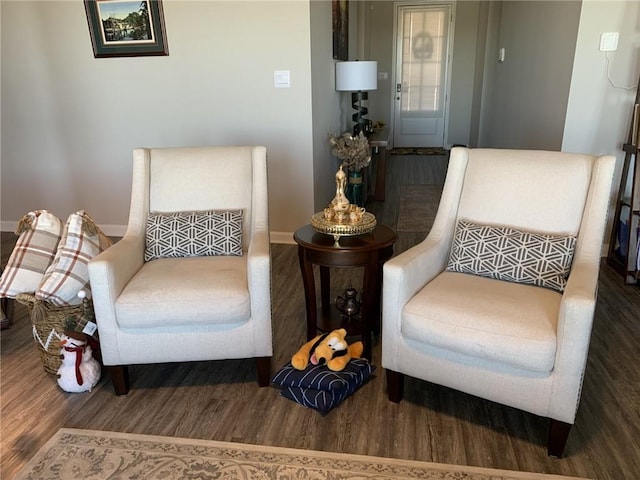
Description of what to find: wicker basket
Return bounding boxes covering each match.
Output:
[16,293,95,374]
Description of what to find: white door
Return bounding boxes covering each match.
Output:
[393,3,454,148]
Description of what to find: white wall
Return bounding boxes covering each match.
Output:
[562,0,639,167]
[563,0,640,244]
[1,1,315,239]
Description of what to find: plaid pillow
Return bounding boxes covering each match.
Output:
[0,211,63,298]
[272,359,375,413]
[35,211,112,306]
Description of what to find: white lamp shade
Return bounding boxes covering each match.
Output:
[335,61,378,92]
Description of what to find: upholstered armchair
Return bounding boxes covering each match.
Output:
[88,146,272,395]
[382,147,615,457]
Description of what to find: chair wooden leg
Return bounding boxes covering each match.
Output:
[109,365,130,395]
[548,419,572,458]
[386,369,404,403]
[256,357,271,387]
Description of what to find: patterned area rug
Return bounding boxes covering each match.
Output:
[391,147,449,156]
[397,184,443,232]
[16,428,587,480]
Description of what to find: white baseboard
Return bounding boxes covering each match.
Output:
[1,221,128,238]
[0,220,611,255]
[2,221,295,246]
[270,231,295,245]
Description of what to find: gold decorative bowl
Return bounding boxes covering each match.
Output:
[310,211,377,245]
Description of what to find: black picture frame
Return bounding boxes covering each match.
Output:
[84,0,168,58]
[332,0,348,61]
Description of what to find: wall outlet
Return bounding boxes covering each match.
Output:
[600,32,619,52]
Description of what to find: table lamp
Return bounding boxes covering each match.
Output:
[335,60,378,136]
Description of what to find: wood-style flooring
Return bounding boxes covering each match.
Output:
[1,154,639,479]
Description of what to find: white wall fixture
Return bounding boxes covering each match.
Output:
[599,32,619,52]
[274,70,291,88]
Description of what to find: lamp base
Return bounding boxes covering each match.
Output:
[353,120,373,137]
[351,91,373,137]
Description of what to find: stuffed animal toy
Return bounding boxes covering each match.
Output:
[56,332,101,393]
[291,328,364,372]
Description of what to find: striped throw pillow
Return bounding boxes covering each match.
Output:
[272,359,375,413]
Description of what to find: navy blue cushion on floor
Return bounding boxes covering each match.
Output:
[272,358,375,413]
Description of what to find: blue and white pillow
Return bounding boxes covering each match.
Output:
[272,358,375,413]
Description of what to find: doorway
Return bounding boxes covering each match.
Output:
[392,2,455,148]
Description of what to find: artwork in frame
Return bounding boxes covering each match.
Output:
[84,0,168,58]
[332,0,348,61]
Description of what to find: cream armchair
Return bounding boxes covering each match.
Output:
[88,146,272,395]
[382,147,615,457]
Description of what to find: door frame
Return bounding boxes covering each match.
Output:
[390,0,456,149]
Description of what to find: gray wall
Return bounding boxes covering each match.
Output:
[365,0,482,147]
[364,0,582,151]
[365,1,395,135]
[1,1,315,240]
[2,1,639,240]
[310,0,359,213]
[448,1,482,147]
[362,0,639,242]
[479,1,581,149]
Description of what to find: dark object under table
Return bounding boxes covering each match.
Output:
[293,224,397,360]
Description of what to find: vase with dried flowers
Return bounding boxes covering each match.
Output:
[328,131,371,206]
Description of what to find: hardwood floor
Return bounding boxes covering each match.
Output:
[2,154,639,479]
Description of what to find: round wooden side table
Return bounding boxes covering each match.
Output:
[293,223,397,360]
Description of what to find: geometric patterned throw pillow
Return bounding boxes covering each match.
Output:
[446,220,577,293]
[145,210,243,261]
[36,210,113,306]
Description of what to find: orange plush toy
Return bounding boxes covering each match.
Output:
[291,328,364,372]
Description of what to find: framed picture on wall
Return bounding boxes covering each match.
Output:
[84,0,168,58]
[333,0,348,61]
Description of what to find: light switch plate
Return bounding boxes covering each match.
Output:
[600,32,619,52]
[274,70,290,88]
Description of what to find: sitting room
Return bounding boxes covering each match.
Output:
[1,1,639,479]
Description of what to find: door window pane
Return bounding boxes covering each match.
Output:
[401,7,448,114]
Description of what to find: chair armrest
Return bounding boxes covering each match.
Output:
[556,259,599,364]
[88,235,144,336]
[383,233,450,328]
[247,227,271,291]
[381,233,450,369]
[246,227,272,351]
[549,258,599,422]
